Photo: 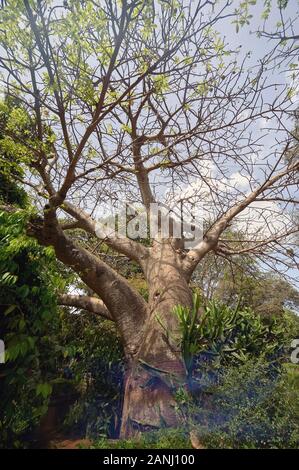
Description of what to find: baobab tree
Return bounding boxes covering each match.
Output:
[0,0,298,436]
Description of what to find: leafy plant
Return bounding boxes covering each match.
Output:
[0,209,64,448]
[186,360,299,449]
[173,295,292,383]
[173,293,201,378]
[62,315,124,439]
[172,295,299,449]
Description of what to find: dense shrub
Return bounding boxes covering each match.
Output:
[0,210,63,447]
[173,296,299,449]
[61,314,124,439]
[177,360,299,449]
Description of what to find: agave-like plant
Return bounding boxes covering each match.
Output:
[173,293,201,378]
[173,294,288,381]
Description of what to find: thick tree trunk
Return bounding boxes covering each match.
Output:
[120,240,193,437]
[29,212,194,438]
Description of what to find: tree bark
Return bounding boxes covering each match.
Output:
[120,239,192,437]
[58,294,113,321]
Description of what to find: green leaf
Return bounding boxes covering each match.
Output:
[36,383,53,399]
[4,304,17,315]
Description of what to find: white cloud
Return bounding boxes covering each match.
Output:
[229,171,249,189]
[258,116,271,130]
[234,201,293,237]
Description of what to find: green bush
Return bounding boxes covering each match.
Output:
[173,295,296,381]
[171,296,299,449]
[0,210,63,448]
[186,360,299,449]
[61,315,124,439]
